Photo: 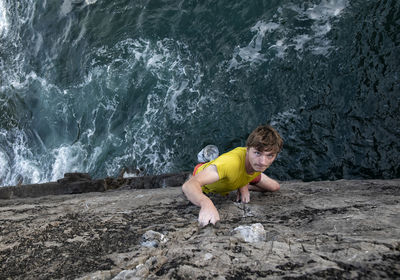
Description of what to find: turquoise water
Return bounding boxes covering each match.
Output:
[0,0,399,186]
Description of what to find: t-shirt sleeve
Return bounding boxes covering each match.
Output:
[212,153,240,180]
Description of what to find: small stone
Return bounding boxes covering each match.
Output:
[76,270,114,280]
[140,230,168,248]
[204,253,213,261]
[232,223,266,243]
[134,264,149,278]
[112,270,139,280]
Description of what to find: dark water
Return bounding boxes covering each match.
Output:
[0,0,399,186]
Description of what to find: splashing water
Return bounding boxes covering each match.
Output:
[0,0,8,38]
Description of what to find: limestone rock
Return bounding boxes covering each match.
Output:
[112,269,141,280]
[140,230,168,248]
[0,178,399,279]
[232,223,266,243]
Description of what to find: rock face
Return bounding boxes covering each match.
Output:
[0,172,190,199]
[0,178,399,279]
[232,223,267,243]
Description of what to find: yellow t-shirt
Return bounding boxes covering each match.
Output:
[195,147,261,195]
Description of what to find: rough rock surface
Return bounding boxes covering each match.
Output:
[0,178,399,279]
[0,172,190,199]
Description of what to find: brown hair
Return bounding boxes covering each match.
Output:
[246,125,283,154]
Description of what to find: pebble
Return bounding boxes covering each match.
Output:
[204,253,213,260]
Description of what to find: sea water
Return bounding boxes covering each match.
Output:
[0,0,399,186]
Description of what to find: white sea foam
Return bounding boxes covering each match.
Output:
[50,144,88,181]
[60,0,97,17]
[60,0,73,16]
[285,0,348,56]
[293,34,312,52]
[269,39,287,59]
[14,159,42,184]
[228,0,349,68]
[0,0,9,38]
[2,129,44,186]
[85,0,97,5]
[228,21,279,70]
[166,80,189,120]
[305,0,347,20]
[0,149,10,184]
[86,146,102,171]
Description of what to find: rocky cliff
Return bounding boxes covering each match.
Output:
[0,176,399,279]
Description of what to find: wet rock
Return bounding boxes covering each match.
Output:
[232,223,266,243]
[57,172,92,183]
[0,177,104,199]
[0,172,190,199]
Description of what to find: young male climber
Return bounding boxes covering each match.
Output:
[182,124,283,227]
